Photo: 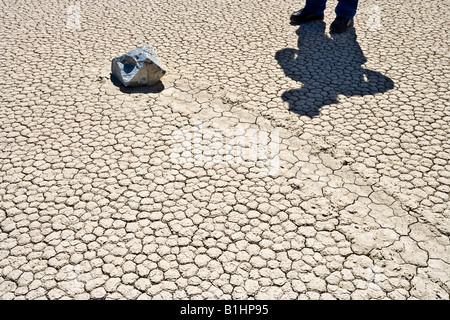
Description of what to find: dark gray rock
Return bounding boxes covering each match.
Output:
[111,45,166,87]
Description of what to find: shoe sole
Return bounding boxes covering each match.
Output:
[330,20,354,33]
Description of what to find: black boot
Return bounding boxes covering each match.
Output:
[330,16,354,33]
[290,8,324,25]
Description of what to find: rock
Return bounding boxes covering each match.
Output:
[111,45,166,87]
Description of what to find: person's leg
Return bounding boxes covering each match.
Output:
[291,0,327,24]
[335,0,359,19]
[304,0,328,16]
[330,0,358,33]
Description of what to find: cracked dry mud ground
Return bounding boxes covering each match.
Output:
[0,0,449,300]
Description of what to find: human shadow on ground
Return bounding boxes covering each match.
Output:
[110,74,165,94]
[275,22,394,117]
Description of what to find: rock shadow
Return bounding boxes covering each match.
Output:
[110,74,165,94]
[275,21,394,117]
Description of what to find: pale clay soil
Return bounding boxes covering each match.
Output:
[0,0,449,299]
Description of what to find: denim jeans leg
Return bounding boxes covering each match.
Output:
[335,0,359,19]
[304,0,327,16]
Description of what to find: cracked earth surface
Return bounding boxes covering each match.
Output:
[0,0,449,299]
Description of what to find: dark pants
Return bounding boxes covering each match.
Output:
[305,0,359,19]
